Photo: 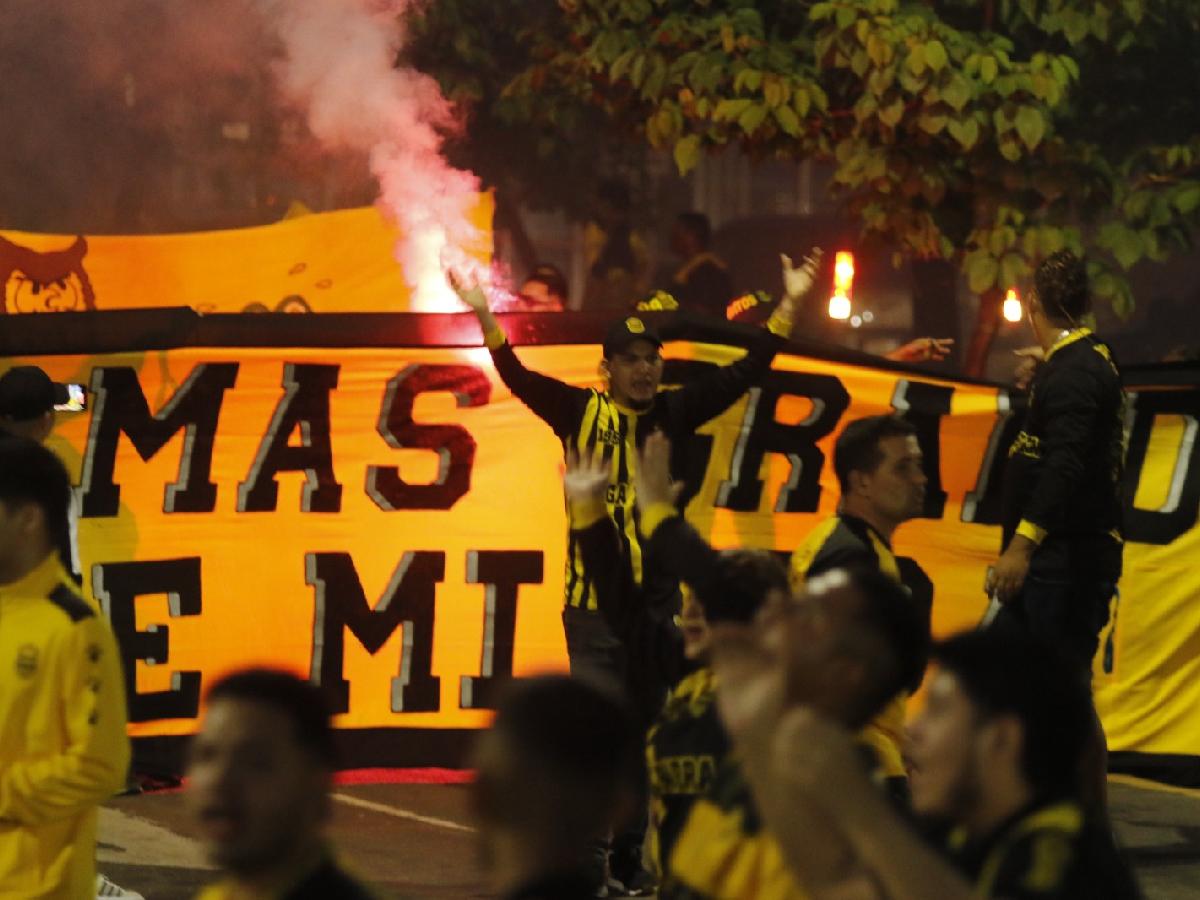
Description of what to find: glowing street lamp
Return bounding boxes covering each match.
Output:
[828,251,854,320]
[1002,287,1023,323]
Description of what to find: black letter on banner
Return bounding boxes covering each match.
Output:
[1123,390,1200,545]
[891,380,952,519]
[961,390,1025,525]
[715,372,850,513]
[92,558,202,722]
[460,550,543,710]
[81,364,239,516]
[306,551,444,714]
[238,364,342,513]
[366,364,491,511]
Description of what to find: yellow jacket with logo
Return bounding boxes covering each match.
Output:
[0,553,130,899]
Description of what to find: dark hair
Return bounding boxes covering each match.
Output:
[932,630,1093,797]
[523,264,569,301]
[675,212,712,249]
[1034,250,1090,322]
[0,436,71,558]
[833,415,918,493]
[205,669,337,768]
[840,565,931,727]
[490,675,638,787]
[705,548,790,624]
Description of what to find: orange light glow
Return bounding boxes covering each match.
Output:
[829,294,851,320]
[1003,288,1022,323]
[829,251,854,320]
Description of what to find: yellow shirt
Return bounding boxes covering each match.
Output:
[0,554,130,899]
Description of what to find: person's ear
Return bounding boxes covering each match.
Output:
[849,468,869,496]
[982,714,1025,767]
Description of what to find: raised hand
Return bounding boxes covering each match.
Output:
[446,268,490,314]
[887,337,955,363]
[634,431,683,510]
[781,247,824,301]
[563,445,609,505]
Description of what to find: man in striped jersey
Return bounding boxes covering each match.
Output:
[451,253,819,894]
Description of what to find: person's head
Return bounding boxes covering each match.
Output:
[770,566,929,729]
[0,436,71,584]
[670,212,712,259]
[834,415,926,531]
[600,316,664,410]
[907,630,1093,831]
[471,676,638,879]
[1028,250,1090,342]
[187,669,337,879]
[516,264,568,312]
[679,548,790,661]
[0,365,65,443]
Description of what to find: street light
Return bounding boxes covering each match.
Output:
[1003,287,1022,323]
[828,251,854,320]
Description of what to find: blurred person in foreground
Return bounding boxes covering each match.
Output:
[724,628,1141,899]
[189,669,375,900]
[659,560,929,898]
[564,438,790,878]
[472,675,640,900]
[789,414,933,793]
[0,437,130,899]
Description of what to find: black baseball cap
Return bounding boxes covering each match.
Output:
[0,366,69,421]
[602,316,663,359]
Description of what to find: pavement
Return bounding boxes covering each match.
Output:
[98,776,1200,899]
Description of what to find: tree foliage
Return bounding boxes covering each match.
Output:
[499,0,1200,316]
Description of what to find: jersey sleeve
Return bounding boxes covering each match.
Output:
[0,614,131,825]
[664,331,783,432]
[490,341,589,439]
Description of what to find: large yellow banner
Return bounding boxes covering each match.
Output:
[4,328,1198,776]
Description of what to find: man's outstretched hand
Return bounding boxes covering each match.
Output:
[446,268,490,315]
[563,445,609,506]
[634,431,684,510]
[781,248,824,301]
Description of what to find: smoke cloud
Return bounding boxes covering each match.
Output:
[268,0,483,311]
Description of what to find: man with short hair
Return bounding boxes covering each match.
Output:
[513,264,569,312]
[743,628,1142,899]
[189,668,375,900]
[789,413,933,789]
[0,437,131,898]
[472,675,641,900]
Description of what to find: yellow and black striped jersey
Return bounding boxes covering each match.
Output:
[490,332,782,610]
[789,513,932,781]
[947,798,1142,898]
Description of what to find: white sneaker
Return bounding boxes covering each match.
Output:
[96,873,145,899]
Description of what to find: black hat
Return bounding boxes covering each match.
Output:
[602,316,663,359]
[0,366,69,421]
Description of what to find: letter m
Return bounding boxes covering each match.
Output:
[80,364,239,516]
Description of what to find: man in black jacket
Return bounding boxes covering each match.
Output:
[985,250,1125,676]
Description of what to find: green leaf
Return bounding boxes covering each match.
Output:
[674,134,701,174]
[924,40,948,72]
[836,5,856,29]
[610,49,637,82]
[967,253,1000,292]
[1014,107,1046,151]
[941,75,972,112]
[980,56,998,84]
[1174,184,1200,215]
[947,117,980,150]
[1000,253,1026,289]
[794,87,812,118]
[878,97,905,127]
[906,44,927,76]
[775,105,801,136]
[714,98,753,122]
[918,113,947,135]
[734,68,764,93]
[738,103,769,135]
[1098,221,1144,269]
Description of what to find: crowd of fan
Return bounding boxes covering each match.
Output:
[0,247,1142,899]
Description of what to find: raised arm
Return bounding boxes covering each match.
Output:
[667,249,822,431]
[449,269,588,437]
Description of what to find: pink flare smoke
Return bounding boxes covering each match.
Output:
[269,0,482,312]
